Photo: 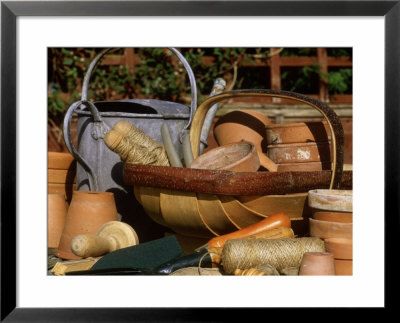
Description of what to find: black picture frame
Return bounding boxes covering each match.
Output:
[1,1,398,321]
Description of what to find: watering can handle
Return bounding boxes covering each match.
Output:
[81,47,198,133]
[63,100,105,191]
[189,89,345,190]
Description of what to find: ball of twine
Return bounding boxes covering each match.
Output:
[104,123,170,166]
[221,237,325,274]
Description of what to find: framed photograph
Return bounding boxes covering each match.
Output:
[1,0,398,321]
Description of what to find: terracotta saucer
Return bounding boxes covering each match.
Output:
[189,141,260,172]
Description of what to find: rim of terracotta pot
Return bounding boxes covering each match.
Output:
[216,109,271,125]
[309,218,353,239]
[313,211,353,223]
[190,141,259,172]
[71,190,115,200]
[308,189,353,212]
[266,120,328,129]
[267,141,331,149]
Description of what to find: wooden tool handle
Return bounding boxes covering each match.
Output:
[70,221,139,258]
[246,226,294,239]
[207,212,291,248]
[71,235,111,258]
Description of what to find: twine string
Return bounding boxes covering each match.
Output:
[197,251,221,276]
[109,125,170,166]
[221,237,325,274]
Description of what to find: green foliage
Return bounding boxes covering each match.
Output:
[281,48,317,57]
[48,47,352,125]
[326,68,352,94]
[281,64,321,93]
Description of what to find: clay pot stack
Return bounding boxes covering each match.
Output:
[308,189,353,275]
[265,121,332,171]
[213,110,278,171]
[48,152,76,203]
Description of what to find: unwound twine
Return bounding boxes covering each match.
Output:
[109,125,170,166]
[221,237,325,274]
[198,251,220,276]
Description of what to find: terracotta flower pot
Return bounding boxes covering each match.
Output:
[324,238,353,260]
[308,189,353,212]
[213,110,277,171]
[309,218,352,239]
[313,211,353,223]
[189,141,260,172]
[48,152,76,170]
[55,191,119,260]
[267,141,332,164]
[334,259,353,275]
[299,251,336,275]
[214,110,271,147]
[266,121,331,145]
[48,192,68,249]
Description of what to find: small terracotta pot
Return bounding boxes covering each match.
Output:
[276,161,331,172]
[266,121,331,145]
[214,110,271,148]
[334,259,353,275]
[324,238,353,260]
[299,251,336,275]
[308,189,353,212]
[55,190,119,260]
[48,152,76,170]
[48,193,68,249]
[267,141,332,164]
[189,141,260,172]
[213,110,276,171]
[309,218,352,239]
[313,211,353,223]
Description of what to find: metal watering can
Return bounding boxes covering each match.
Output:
[63,48,197,240]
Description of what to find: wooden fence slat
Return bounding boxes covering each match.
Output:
[317,48,329,102]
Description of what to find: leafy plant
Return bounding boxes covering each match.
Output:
[281,64,321,93]
[326,68,352,94]
[48,47,352,127]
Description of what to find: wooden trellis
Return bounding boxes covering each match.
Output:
[100,47,352,104]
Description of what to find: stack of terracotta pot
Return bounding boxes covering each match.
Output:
[307,189,353,275]
[48,152,76,203]
[48,152,76,253]
[48,152,127,261]
[265,121,332,171]
[213,110,278,172]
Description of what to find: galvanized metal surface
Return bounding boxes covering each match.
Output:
[63,48,197,240]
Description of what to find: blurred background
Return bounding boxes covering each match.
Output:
[48,47,352,164]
